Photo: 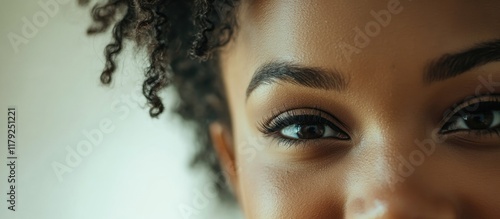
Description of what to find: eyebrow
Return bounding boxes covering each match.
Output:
[246,62,348,98]
[246,39,500,99]
[424,38,500,84]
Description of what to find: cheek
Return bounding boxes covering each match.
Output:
[232,128,500,218]
[237,161,345,218]
[234,138,349,218]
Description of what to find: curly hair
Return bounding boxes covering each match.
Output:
[80,0,240,201]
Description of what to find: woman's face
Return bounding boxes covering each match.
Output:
[213,0,500,218]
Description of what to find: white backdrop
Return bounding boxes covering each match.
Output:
[0,1,241,218]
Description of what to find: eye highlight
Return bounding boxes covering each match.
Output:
[258,108,350,146]
[441,95,500,136]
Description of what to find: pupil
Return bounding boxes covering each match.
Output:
[297,124,325,139]
[463,111,493,130]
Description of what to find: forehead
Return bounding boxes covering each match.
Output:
[220,0,500,103]
[230,0,500,69]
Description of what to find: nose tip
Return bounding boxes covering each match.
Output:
[347,198,391,219]
[345,190,460,219]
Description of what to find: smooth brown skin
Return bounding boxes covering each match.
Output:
[210,0,500,218]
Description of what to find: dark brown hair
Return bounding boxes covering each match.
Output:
[82,0,240,200]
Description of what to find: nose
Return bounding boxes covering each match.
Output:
[344,185,460,219]
[343,142,461,219]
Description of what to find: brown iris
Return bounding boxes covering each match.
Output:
[296,124,325,139]
[463,111,494,130]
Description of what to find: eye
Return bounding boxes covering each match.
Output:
[280,122,348,140]
[259,109,350,142]
[441,100,500,134]
[445,110,500,131]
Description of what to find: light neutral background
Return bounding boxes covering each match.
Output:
[0,1,241,218]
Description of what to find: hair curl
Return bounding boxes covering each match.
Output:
[81,0,240,201]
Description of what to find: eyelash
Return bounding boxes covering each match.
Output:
[258,95,500,147]
[440,95,500,136]
[258,109,349,147]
